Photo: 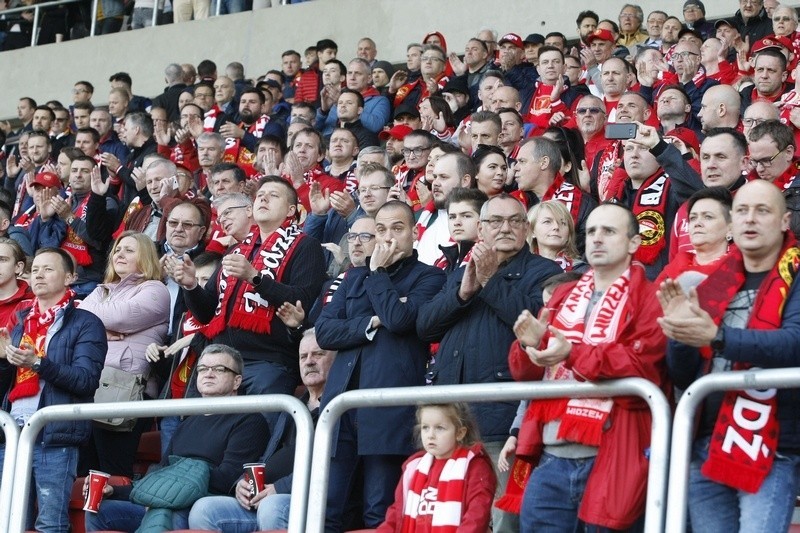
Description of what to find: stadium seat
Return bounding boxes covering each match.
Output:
[133,429,162,479]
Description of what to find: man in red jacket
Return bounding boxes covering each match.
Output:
[504,202,667,531]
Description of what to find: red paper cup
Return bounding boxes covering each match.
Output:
[243,462,266,497]
[83,470,111,513]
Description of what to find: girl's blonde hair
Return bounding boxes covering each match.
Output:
[104,231,163,284]
[414,402,481,448]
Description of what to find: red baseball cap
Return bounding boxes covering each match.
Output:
[32,171,61,188]
[379,124,413,141]
[750,36,793,56]
[498,33,523,49]
[586,29,616,44]
[665,127,700,155]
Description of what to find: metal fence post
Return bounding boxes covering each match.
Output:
[305,379,670,533]
[0,411,20,533]
[8,395,312,533]
[665,367,800,533]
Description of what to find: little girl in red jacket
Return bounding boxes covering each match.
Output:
[376,402,496,533]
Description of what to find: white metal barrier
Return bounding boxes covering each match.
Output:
[8,394,313,533]
[305,379,671,533]
[665,367,800,532]
[0,410,20,533]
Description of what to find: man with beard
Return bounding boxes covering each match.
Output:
[661,16,683,58]
[284,128,345,215]
[218,89,283,168]
[379,124,412,168]
[5,132,54,223]
[416,152,475,265]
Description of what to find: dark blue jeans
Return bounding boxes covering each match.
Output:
[85,500,190,532]
[688,436,800,533]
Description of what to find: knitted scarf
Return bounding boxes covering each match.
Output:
[168,312,205,400]
[61,192,92,266]
[8,289,75,402]
[203,220,304,338]
[542,173,582,227]
[693,235,800,493]
[400,446,474,533]
[222,115,269,166]
[609,170,671,265]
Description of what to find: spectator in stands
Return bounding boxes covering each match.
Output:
[168,176,325,399]
[316,200,445,532]
[218,88,281,167]
[150,64,188,122]
[357,37,378,68]
[527,199,584,271]
[281,50,303,103]
[109,72,151,114]
[6,131,53,220]
[697,84,742,131]
[741,48,791,107]
[641,10,666,50]
[507,202,665,532]
[295,39,338,107]
[661,179,800,533]
[78,231,169,478]
[391,44,449,110]
[746,120,799,190]
[498,108,524,160]
[0,247,106,533]
[473,144,508,198]
[583,29,617,95]
[617,4,648,52]
[213,76,237,119]
[51,107,73,153]
[657,85,696,134]
[468,110,501,151]
[211,192,253,250]
[72,83,94,108]
[683,1,714,40]
[433,187,487,273]
[72,102,93,131]
[599,58,635,118]
[192,132,225,196]
[108,88,130,127]
[576,10,600,47]
[742,100,779,139]
[173,0,210,23]
[318,58,390,136]
[188,328,336,532]
[90,107,128,164]
[522,33,545,67]
[104,112,158,208]
[117,156,174,239]
[733,0,773,44]
[84,344,269,532]
[0,237,31,327]
[394,130,435,211]
[418,192,560,532]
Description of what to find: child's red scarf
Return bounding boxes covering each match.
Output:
[203,221,304,338]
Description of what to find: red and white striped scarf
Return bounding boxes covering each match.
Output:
[222,115,270,166]
[400,446,474,533]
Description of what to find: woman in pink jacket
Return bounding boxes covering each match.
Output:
[79,231,170,478]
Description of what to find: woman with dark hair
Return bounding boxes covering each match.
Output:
[542,126,588,192]
[420,95,456,142]
[471,144,507,198]
[656,186,734,287]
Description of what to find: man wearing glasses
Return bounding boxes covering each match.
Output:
[418,193,561,532]
[390,44,449,110]
[394,130,435,211]
[747,120,799,190]
[671,40,719,118]
[85,344,269,532]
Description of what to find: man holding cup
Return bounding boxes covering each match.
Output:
[84,344,269,532]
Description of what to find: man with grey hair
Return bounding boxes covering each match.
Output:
[102,111,158,207]
[357,146,390,169]
[357,37,378,68]
[514,137,595,246]
[119,155,178,238]
[151,63,189,122]
[390,44,449,109]
[212,192,254,248]
[618,3,648,52]
[317,58,390,136]
[194,132,225,197]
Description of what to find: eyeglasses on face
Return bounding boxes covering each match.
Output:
[576,107,603,115]
[748,146,787,169]
[402,147,431,157]
[481,215,527,229]
[218,205,249,219]
[345,232,376,243]
[166,219,203,230]
[196,365,239,375]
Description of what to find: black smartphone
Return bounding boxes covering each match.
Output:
[605,123,638,140]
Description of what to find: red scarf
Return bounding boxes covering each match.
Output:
[222,115,270,166]
[169,311,206,399]
[415,200,437,241]
[400,445,476,533]
[596,140,622,201]
[693,236,800,493]
[203,221,305,338]
[553,251,576,272]
[61,192,92,266]
[542,173,582,227]
[610,170,671,265]
[8,289,75,402]
[203,106,221,132]
[746,160,800,191]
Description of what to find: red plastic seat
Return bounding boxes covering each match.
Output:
[68,475,131,533]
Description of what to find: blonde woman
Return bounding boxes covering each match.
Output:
[527,200,583,271]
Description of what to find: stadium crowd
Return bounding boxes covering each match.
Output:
[2,0,800,531]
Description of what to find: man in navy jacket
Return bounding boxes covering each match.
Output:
[0,247,107,533]
[316,200,445,532]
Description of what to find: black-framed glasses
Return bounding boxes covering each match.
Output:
[748,147,787,169]
[673,51,700,59]
[196,365,239,375]
[402,147,431,157]
[218,205,249,219]
[345,232,376,243]
[167,219,204,230]
[481,215,527,229]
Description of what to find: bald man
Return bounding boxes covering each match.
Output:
[697,85,741,132]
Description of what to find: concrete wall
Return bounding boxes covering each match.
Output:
[0,0,767,119]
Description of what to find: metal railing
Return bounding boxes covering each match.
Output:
[665,367,800,532]
[0,0,82,47]
[0,411,20,533]
[305,379,672,533]
[8,394,313,533]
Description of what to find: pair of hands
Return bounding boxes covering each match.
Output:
[0,329,37,368]
[458,243,501,300]
[235,477,276,510]
[513,308,572,368]
[656,279,718,347]
[308,181,355,218]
